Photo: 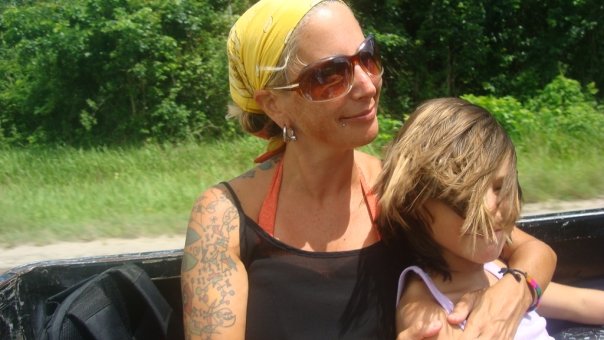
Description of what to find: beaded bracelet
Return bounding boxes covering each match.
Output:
[498,267,543,312]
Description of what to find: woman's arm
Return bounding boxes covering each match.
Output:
[181,185,249,340]
[447,226,557,339]
[538,282,604,325]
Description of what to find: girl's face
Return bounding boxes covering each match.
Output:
[275,2,382,151]
[425,159,514,271]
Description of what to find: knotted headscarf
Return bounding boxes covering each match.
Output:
[227,0,332,162]
[228,0,327,113]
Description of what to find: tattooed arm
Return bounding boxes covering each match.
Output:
[181,185,248,340]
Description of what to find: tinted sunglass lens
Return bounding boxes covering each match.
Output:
[292,36,382,101]
[359,51,381,75]
[359,38,382,76]
[303,58,352,100]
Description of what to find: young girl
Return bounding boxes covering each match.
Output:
[375,97,604,339]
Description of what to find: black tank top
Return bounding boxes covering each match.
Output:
[222,182,404,339]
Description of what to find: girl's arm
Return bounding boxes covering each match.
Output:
[446,226,557,339]
[396,276,460,340]
[538,282,604,325]
[181,185,248,340]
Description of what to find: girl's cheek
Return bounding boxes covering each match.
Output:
[485,190,498,213]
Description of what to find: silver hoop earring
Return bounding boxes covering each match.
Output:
[282,125,297,142]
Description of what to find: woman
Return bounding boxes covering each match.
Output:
[180,1,556,339]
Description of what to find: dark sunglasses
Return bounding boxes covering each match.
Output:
[269,35,384,102]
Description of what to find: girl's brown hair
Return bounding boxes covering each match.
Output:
[375,98,521,279]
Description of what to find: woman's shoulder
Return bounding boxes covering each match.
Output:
[194,184,238,216]
[194,157,275,207]
[227,157,278,190]
[191,160,273,230]
[222,157,280,217]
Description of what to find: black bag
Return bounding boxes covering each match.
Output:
[37,263,173,340]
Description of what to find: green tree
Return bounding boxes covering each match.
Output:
[0,0,248,146]
[2,0,603,146]
[350,0,604,114]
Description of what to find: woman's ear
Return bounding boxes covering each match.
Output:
[254,89,286,123]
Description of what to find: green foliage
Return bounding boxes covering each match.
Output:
[374,74,604,160]
[351,0,604,115]
[462,75,604,157]
[373,113,403,151]
[0,0,246,146]
[1,0,604,147]
[460,95,535,141]
[525,76,604,156]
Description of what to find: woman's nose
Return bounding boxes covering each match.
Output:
[349,63,379,99]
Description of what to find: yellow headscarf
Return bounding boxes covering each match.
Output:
[228,0,344,163]
[227,0,326,114]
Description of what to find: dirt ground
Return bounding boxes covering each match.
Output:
[1,198,603,274]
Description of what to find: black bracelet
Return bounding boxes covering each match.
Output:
[499,267,542,312]
[499,267,526,282]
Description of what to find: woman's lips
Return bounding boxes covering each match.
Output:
[340,106,377,123]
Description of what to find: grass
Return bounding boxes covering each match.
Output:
[1,136,603,247]
[518,148,604,203]
[0,137,264,246]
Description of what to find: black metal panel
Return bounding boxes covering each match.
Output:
[1,208,603,339]
[0,250,183,340]
[518,208,604,283]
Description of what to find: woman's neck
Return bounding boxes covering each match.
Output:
[281,147,358,199]
[270,148,379,251]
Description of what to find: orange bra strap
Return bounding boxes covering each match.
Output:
[258,158,284,236]
[357,166,379,234]
[258,160,379,238]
